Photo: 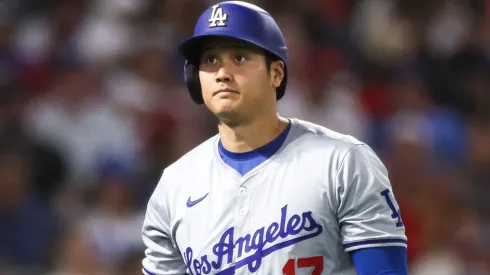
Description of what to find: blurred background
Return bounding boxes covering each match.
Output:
[0,0,489,274]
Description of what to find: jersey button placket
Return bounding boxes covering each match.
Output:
[238,185,248,217]
[238,208,246,216]
[239,186,247,195]
[237,185,248,218]
[235,184,249,231]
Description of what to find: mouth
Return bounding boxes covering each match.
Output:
[213,88,239,96]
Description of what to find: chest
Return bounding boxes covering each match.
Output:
[171,159,339,274]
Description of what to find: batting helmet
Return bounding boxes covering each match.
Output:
[178,1,289,104]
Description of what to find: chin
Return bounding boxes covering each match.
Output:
[214,104,240,116]
[212,97,242,111]
[212,104,245,124]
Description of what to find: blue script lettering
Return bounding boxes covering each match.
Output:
[184,205,323,275]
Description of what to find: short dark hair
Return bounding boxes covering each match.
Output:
[264,52,287,91]
[264,52,279,73]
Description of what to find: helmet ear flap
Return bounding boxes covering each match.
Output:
[184,61,205,104]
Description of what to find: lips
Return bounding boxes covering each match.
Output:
[213,88,239,96]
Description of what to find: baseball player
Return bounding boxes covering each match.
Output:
[142,1,408,275]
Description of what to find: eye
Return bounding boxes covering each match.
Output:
[235,55,246,63]
[205,55,218,64]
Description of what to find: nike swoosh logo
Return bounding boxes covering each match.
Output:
[187,193,209,208]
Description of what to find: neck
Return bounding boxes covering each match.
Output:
[218,113,289,153]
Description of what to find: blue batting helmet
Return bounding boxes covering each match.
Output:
[178,1,289,104]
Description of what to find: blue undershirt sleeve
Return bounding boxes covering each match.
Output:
[350,246,408,275]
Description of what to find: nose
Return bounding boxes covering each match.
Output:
[215,65,233,84]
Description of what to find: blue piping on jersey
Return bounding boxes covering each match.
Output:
[142,267,157,275]
[343,238,407,249]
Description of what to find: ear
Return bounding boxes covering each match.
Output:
[270,61,285,88]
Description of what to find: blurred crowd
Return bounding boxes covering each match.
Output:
[0,0,489,274]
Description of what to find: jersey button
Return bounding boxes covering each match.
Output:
[239,187,247,195]
[239,208,246,216]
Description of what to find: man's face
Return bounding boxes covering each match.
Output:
[198,38,284,125]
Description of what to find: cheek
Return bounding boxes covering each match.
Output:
[239,71,269,97]
[199,72,214,96]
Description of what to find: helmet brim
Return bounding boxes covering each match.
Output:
[178,33,283,64]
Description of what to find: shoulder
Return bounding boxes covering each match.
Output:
[162,134,219,180]
[148,134,219,206]
[287,118,367,161]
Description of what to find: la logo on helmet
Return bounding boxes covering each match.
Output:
[209,5,228,27]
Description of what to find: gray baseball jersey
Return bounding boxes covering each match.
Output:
[141,118,407,275]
